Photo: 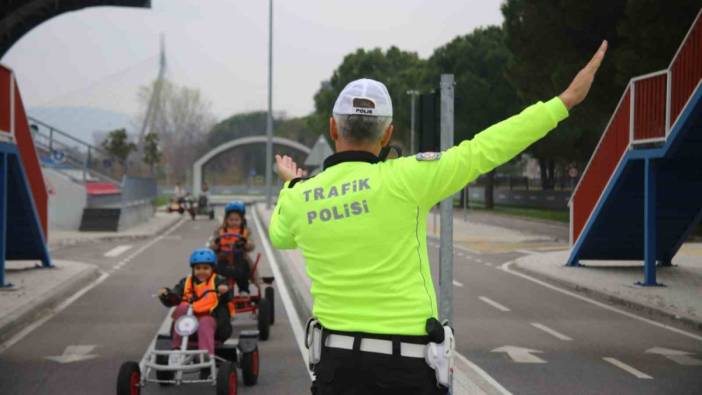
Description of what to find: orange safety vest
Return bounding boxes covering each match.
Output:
[182,275,219,315]
[218,227,249,252]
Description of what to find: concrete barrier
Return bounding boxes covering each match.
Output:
[44,168,86,230]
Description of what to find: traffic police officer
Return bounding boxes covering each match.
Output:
[270,42,608,394]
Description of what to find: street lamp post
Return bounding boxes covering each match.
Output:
[265,0,274,209]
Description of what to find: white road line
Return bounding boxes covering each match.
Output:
[1,218,186,354]
[484,262,493,267]
[452,243,482,256]
[603,358,653,379]
[109,219,185,274]
[453,280,464,287]
[104,245,133,258]
[475,258,484,263]
[516,249,537,255]
[500,260,702,342]
[530,322,573,341]
[251,208,313,380]
[479,296,511,312]
[455,352,513,395]
[0,271,109,354]
[457,252,465,257]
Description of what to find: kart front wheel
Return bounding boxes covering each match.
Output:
[216,362,238,395]
[116,361,141,395]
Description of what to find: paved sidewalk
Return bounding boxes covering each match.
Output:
[428,208,567,253]
[2,210,182,349]
[0,260,100,348]
[512,244,702,331]
[48,210,182,249]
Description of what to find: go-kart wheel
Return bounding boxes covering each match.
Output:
[116,361,141,395]
[178,207,184,214]
[155,354,174,385]
[190,210,196,221]
[216,362,238,395]
[242,347,259,386]
[265,287,275,325]
[257,298,271,341]
[209,211,215,220]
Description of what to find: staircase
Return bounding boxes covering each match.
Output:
[0,64,51,286]
[28,117,128,231]
[569,9,702,285]
[29,116,124,186]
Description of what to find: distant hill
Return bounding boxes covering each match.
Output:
[28,106,137,145]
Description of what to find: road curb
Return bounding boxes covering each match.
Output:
[0,261,101,346]
[510,260,702,333]
[48,214,182,250]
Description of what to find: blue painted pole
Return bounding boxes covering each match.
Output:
[0,152,8,287]
[643,158,657,286]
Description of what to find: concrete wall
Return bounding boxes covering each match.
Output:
[44,168,86,230]
[118,201,154,230]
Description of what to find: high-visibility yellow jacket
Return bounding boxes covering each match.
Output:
[270,97,568,335]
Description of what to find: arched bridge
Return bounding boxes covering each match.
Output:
[192,136,311,196]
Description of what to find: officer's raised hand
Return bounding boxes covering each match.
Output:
[559,40,608,110]
[275,154,304,182]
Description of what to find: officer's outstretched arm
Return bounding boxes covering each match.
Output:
[387,41,607,208]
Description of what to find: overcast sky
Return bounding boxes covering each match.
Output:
[2,0,504,121]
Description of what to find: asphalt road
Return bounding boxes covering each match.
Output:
[425,240,702,395]
[0,210,310,395]
[2,206,701,395]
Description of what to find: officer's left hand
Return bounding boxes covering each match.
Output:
[275,154,304,182]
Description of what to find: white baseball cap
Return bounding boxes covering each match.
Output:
[332,78,393,118]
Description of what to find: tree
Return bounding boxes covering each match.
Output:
[136,80,216,184]
[501,0,701,189]
[102,128,136,163]
[207,111,269,149]
[309,47,429,149]
[425,26,521,208]
[142,132,162,175]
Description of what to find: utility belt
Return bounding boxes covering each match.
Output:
[305,317,454,387]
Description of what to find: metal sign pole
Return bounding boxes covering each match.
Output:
[438,74,454,323]
[265,0,274,209]
[438,73,455,392]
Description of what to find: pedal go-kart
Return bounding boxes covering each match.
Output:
[116,289,260,395]
[216,236,276,341]
[187,195,215,221]
[166,196,187,214]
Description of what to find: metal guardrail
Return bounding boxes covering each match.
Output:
[631,71,669,144]
[28,116,125,185]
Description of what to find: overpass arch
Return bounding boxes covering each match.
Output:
[193,136,311,196]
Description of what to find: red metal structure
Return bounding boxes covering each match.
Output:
[0,64,52,287]
[0,65,48,236]
[569,9,702,286]
[570,89,630,243]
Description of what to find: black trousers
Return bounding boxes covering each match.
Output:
[311,346,448,395]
